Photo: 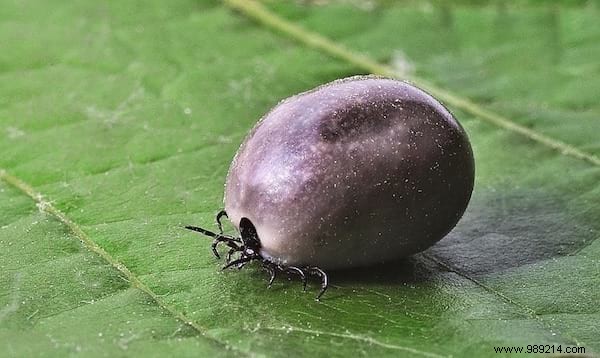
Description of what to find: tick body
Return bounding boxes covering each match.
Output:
[187,75,475,299]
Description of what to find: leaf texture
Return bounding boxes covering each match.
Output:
[1,1,599,357]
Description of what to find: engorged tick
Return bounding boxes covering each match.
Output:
[186,75,475,300]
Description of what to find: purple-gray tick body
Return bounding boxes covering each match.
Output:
[187,75,475,299]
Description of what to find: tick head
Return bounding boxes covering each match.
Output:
[239,217,261,256]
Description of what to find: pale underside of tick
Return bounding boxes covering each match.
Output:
[186,75,475,299]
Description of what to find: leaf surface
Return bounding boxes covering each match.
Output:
[1,1,599,357]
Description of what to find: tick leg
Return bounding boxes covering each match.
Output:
[185,225,219,238]
[262,262,276,288]
[211,236,241,262]
[308,267,329,300]
[210,239,222,259]
[222,256,255,270]
[210,236,241,260]
[225,247,239,264]
[185,224,239,259]
[216,210,228,235]
[237,258,252,269]
[185,225,228,259]
[185,223,241,243]
[185,226,238,242]
[286,266,307,292]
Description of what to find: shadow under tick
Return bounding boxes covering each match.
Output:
[428,188,596,277]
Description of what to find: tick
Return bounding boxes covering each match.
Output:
[186,75,475,300]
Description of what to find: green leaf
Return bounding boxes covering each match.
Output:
[1,0,598,357]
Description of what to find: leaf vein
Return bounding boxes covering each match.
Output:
[0,168,248,356]
[262,325,449,358]
[423,253,583,346]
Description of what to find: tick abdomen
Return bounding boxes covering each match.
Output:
[225,76,474,269]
